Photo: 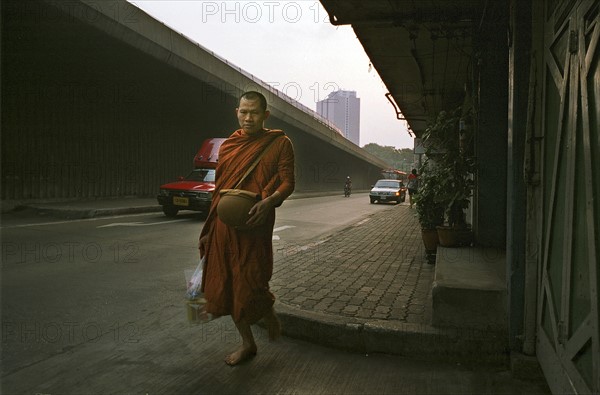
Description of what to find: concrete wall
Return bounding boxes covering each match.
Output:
[1,0,387,201]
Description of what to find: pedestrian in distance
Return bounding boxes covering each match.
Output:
[198,91,295,366]
[407,168,419,208]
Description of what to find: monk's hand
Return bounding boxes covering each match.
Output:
[246,192,281,227]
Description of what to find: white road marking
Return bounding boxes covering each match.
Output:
[272,225,294,240]
[97,220,188,228]
[354,218,371,226]
[1,212,158,229]
[273,225,295,232]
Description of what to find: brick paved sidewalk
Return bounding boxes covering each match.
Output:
[271,205,434,326]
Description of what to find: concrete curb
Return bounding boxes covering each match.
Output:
[274,301,510,366]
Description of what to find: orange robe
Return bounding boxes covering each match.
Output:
[199,129,295,323]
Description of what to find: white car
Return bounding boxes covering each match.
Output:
[369,179,407,204]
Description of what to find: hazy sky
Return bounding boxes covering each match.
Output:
[128,1,414,149]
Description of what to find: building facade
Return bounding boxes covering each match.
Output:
[316,90,360,145]
[319,1,599,393]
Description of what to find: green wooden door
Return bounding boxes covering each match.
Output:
[536,0,599,393]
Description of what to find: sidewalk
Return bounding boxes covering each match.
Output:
[273,206,432,325]
[8,195,504,365]
[270,205,453,359]
[270,205,508,365]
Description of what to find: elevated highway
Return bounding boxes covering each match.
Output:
[1,0,389,201]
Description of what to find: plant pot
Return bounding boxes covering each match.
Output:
[421,228,439,264]
[421,228,439,252]
[436,226,473,247]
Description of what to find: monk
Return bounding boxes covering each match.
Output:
[198,91,295,365]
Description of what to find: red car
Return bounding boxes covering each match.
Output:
[157,138,225,217]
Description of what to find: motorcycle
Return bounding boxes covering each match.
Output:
[344,184,351,197]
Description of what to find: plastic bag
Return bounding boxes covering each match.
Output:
[184,257,213,324]
[185,256,205,300]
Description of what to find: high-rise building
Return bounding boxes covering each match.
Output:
[316,90,360,145]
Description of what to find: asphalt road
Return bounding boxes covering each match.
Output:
[0,194,549,394]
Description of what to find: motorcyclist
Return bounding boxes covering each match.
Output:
[344,176,352,197]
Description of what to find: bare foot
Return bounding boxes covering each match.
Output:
[264,312,281,341]
[224,345,257,366]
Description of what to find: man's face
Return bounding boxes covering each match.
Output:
[236,98,270,135]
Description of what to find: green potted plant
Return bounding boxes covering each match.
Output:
[421,106,475,247]
[413,159,445,263]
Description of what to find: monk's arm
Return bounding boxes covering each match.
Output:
[247,138,295,226]
[271,137,295,203]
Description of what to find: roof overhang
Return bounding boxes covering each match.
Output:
[319,0,485,137]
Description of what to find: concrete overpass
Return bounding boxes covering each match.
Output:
[1,0,389,202]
